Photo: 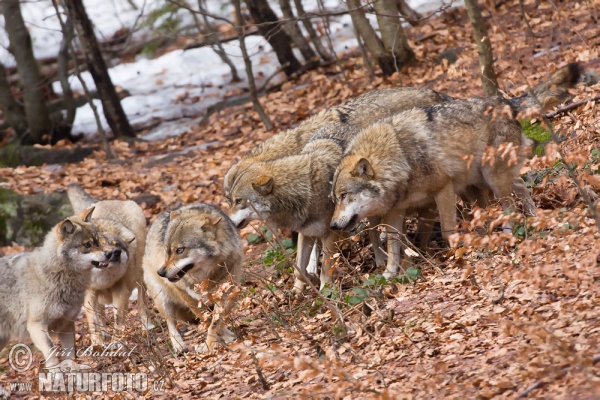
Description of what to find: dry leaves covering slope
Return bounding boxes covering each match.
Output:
[0,0,599,398]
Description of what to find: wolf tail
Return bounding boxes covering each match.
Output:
[67,184,97,213]
[508,63,583,115]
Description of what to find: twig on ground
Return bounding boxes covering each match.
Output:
[545,94,600,118]
[250,351,270,390]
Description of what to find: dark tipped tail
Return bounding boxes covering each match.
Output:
[508,62,583,115]
[67,184,97,213]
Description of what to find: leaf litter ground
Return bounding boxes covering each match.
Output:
[1,0,599,398]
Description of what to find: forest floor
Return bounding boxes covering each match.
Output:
[1,0,600,398]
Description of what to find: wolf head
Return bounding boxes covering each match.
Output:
[55,207,108,269]
[93,219,135,269]
[330,155,383,231]
[227,164,276,230]
[157,209,222,282]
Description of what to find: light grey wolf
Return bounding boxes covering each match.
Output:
[67,184,152,345]
[330,63,582,278]
[143,204,243,354]
[0,207,107,368]
[227,88,455,290]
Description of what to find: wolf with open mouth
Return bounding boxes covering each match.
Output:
[143,203,243,354]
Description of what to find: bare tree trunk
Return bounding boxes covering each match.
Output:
[396,0,423,26]
[278,0,317,64]
[233,0,273,131]
[57,14,77,128]
[0,62,28,135]
[2,0,53,144]
[52,0,114,159]
[244,0,303,77]
[346,0,395,76]
[64,0,135,138]
[292,0,332,61]
[372,0,415,73]
[464,0,499,96]
[196,0,241,82]
[353,25,375,82]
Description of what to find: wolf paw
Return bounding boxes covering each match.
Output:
[170,339,188,355]
[382,270,395,280]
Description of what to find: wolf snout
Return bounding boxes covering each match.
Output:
[330,221,342,230]
[157,267,167,278]
[105,248,121,262]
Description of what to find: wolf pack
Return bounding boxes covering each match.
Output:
[0,63,582,369]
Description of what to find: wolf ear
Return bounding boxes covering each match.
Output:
[122,228,136,244]
[169,210,181,221]
[202,216,222,231]
[78,206,95,222]
[351,158,374,179]
[252,175,274,196]
[57,219,75,238]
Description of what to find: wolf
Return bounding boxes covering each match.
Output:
[143,204,244,354]
[226,88,454,290]
[67,184,152,345]
[0,207,107,368]
[330,63,582,278]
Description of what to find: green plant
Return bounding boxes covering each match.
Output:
[520,119,551,156]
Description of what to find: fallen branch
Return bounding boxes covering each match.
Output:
[183,28,259,51]
[250,351,270,390]
[545,94,600,118]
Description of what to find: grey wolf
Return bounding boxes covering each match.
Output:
[330,63,582,278]
[143,204,243,354]
[0,207,107,368]
[67,184,152,345]
[227,88,454,290]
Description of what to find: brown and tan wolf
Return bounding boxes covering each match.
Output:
[226,87,454,290]
[67,184,152,345]
[143,204,243,354]
[330,63,582,278]
[0,207,107,368]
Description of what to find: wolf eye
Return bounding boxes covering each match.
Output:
[340,193,347,201]
[235,198,243,205]
[176,247,185,254]
[84,242,92,249]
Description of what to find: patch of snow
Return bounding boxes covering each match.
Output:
[5,0,457,141]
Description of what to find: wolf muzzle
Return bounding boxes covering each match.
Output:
[330,214,358,232]
[157,263,195,282]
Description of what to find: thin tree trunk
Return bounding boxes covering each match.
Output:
[464,0,499,96]
[353,25,375,82]
[57,13,77,128]
[2,0,53,144]
[52,0,114,159]
[244,0,303,77]
[197,0,241,82]
[292,0,332,61]
[64,0,136,138]
[0,62,28,135]
[278,0,317,64]
[372,0,415,73]
[233,0,273,131]
[346,0,395,76]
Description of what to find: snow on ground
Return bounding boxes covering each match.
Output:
[2,0,457,140]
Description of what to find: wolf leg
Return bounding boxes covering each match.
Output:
[319,232,341,290]
[203,288,238,352]
[434,183,457,242]
[293,234,318,292]
[306,238,320,276]
[136,281,155,331]
[27,321,59,368]
[367,216,386,268]
[84,291,106,346]
[414,205,437,251]
[382,209,406,279]
[155,296,187,354]
[56,320,76,361]
[112,285,131,331]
